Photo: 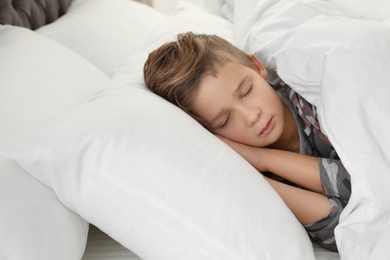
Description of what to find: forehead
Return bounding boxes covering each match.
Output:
[197,62,242,96]
[202,62,248,87]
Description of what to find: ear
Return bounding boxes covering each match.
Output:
[249,54,268,80]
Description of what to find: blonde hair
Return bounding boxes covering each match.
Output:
[143,32,253,129]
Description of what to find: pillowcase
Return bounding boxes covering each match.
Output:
[144,1,234,52]
[0,157,89,260]
[0,25,109,259]
[0,25,109,148]
[2,52,316,260]
[153,0,224,16]
[37,0,165,77]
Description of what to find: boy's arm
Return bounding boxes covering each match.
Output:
[218,136,322,193]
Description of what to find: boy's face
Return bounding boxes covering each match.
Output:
[191,57,285,148]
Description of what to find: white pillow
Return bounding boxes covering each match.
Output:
[0,25,108,259]
[152,0,225,16]
[171,0,225,16]
[0,25,109,148]
[37,0,165,77]
[2,52,316,260]
[144,1,234,52]
[0,157,89,260]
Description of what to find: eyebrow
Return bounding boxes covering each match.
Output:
[210,74,249,127]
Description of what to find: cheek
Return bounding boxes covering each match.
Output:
[219,126,248,143]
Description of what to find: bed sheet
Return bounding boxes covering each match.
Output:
[232,0,390,259]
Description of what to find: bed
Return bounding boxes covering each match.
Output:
[1,0,389,259]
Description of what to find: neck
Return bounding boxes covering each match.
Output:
[269,103,300,153]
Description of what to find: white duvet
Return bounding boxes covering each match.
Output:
[231,0,390,259]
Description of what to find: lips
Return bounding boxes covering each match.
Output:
[259,118,273,136]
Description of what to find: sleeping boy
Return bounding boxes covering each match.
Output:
[143,32,351,252]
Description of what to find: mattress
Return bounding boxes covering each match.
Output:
[83,225,140,260]
[83,225,340,260]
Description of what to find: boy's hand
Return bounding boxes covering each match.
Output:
[216,136,323,193]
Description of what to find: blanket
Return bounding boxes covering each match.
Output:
[232,0,390,259]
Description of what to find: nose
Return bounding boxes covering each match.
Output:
[240,105,260,126]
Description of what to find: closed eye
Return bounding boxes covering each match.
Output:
[241,85,253,98]
[219,114,231,128]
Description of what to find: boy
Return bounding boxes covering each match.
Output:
[143,32,351,252]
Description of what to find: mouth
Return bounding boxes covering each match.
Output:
[259,117,274,136]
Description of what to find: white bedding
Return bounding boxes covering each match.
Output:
[2,0,388,259]
[232,0,390,259]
